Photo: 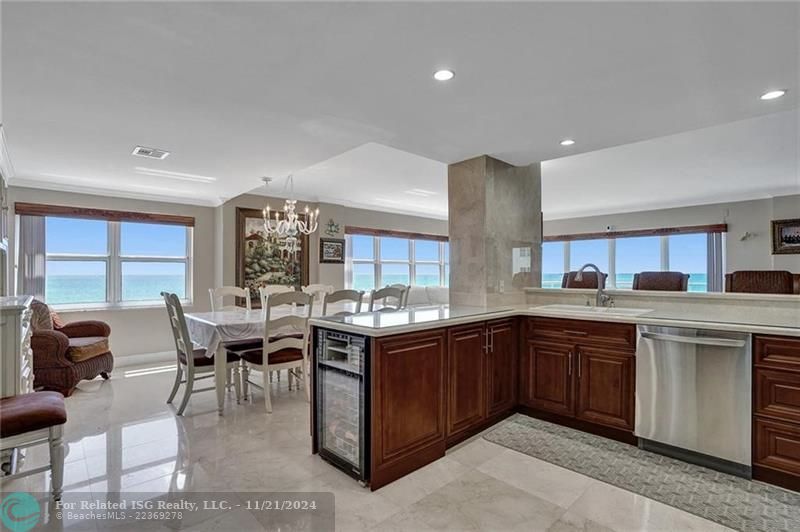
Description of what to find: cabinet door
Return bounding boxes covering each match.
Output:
[522,340,574,416]
[372,330,447,489]
[575,346,634,430]
[487,319,517,417]
[447,323,487,436]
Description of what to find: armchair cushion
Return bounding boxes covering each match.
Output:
[67,337,110,363]
[59,321,111,338]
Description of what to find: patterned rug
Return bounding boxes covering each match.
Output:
[483,414,800,532]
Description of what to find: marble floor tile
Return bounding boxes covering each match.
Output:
[567,480,734,532]
[1,364,746,532]
[477,448,593,508]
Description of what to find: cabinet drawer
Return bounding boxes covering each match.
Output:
[754,417,800,477]
[755,335,800,372]
[528,317,635,350]
[756,369,800,423]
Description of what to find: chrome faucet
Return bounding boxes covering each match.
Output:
[574,263,612,307]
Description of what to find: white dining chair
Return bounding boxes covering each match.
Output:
[231,291,314,413]
[258,285,295,308]
[369,286,407,312]
[388,283,410,307]
[209,286,251,311]
[162,292,241,415]
[322,289,364,316]
[302,283,334,302]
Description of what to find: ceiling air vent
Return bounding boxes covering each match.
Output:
[131,146,170,160]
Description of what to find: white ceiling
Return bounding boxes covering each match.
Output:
[3,1,799,215]
[541,109,800,220]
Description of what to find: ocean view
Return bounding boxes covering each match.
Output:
[46,275,185,305]
[353,273,708,292]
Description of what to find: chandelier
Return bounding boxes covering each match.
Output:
[261,175,319,255]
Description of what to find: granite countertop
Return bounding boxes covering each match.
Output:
[309,302,800,338]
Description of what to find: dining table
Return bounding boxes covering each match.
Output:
[184,301,360,414]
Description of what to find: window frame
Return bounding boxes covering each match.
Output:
[542,229,723,292]
[45,218,193,310]
[346,233,449,290]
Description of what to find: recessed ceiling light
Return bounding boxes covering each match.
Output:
[760,89,786,101]
[560,139,575,146]
[433,69,455,81]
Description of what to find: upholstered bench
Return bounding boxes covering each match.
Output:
[0,392,67,500]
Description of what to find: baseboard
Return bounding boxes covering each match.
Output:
[113,351,174,369]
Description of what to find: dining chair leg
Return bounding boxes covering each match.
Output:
[288,370,294,391]
[226,367,233,391]
[49,425,65,501]
[263,365,273,413]
[167,365,182,404]
[177,368,194,416]
[241,364,250,402]
[232,363,241,403]
[269,371,273,383]
[302,367,311,402]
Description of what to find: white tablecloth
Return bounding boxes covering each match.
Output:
[185,303,358,357]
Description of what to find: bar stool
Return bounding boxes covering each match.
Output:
[0,392,67,500]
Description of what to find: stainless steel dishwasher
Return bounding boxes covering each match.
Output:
[635,325,752,477]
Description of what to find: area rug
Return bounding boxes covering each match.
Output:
[483,414,800,532]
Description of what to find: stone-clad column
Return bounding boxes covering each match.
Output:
[448,155,542,307]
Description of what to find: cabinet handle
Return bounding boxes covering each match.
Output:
[564,330,588,337]
[484,332,489,355]
[577,349,582,378]
[489,330,495,354]
[568,351,573,375]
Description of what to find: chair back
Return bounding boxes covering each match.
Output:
[161,292,195,371]
[561,271,608,289]
[322,289,364,316]
[258,285,295,307]
[263,291,314,364]
[725,270,798,294]
[302,284,335,302]
[209,286,251,311]
[388,284,410,307]
[632,272,690,291]
[369,286,406,312]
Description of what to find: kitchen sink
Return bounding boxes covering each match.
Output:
[532,304,653,317]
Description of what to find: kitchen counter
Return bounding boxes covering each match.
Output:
[309,302,800,338]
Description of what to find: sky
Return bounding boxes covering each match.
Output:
[46,217,187,276]
[542,233,707,275]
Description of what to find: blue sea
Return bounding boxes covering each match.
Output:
[46,275,185,305]
[542,273,708,292]
[354,273,708,292]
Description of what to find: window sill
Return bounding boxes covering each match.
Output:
[50,300,193,313]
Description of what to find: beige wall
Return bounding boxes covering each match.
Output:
[543,194,800,273]
[218,193,448,291]
[7,186,217,358]
[7,187,447,359]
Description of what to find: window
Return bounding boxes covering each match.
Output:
[542,225,725,292]
[615,236,661,289]
[346,230,448,290]
[542,241,565,289]
[42,216,192,307]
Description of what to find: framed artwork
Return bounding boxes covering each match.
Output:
[235,207,309,307]
[772,218,800,255]
[319,238,345,264]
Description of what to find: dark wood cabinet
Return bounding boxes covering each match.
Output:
[522,340,574,416]
[753,334,800,491]
[447,323,487,437]
[371,330,447,489]
[522,318,636,434]
[575,345,634,430]
[486,319,518,417]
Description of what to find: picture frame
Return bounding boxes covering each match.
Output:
[772,218,800,255]
[235,207,309,307]
[319,238,345,264]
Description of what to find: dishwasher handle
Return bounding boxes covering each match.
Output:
[639,331,746,348]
